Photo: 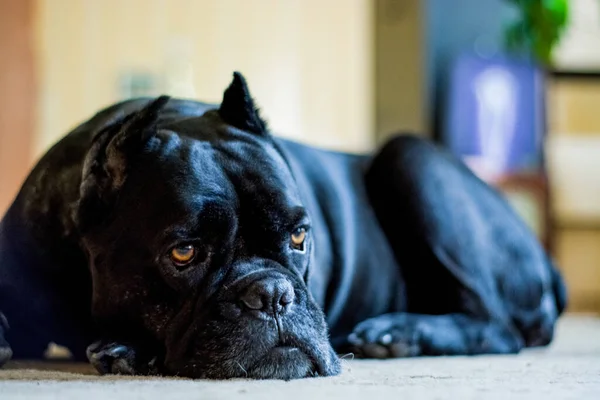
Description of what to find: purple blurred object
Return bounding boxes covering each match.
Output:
[444,54,546,180]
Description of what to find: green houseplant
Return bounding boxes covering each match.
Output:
[504,0,570,66]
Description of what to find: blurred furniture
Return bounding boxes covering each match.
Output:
[546,70,600,313]
[443,54,553,251]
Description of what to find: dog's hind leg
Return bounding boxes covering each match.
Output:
[350,134,565,358]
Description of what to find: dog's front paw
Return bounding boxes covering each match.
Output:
[86,341,159,376]
[0,312,13,368]
[347,313,421,359]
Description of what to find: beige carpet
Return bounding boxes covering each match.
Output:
[1,315,599,399]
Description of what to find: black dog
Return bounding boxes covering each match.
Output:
[0,72,566,379]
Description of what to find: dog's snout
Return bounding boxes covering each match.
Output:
[239,277,295,315]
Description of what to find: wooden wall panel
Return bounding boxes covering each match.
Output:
[0,0,37,215]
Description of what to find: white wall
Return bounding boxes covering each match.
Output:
[32,0,375,160]
[374,0,427,141]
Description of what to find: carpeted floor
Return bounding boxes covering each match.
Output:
[1,314,599,399]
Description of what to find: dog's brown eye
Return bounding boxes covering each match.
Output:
[170,245,196,265]
[291,228,306,250]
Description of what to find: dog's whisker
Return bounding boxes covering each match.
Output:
[236,361,248,378]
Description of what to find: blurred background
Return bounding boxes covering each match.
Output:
[0,0,599,314]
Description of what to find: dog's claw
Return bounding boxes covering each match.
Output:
[104,345,128,358]
[379,333,393,345]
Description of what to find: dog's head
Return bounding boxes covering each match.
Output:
[74,72,340,379]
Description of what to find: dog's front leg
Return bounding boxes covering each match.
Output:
[0,312,12,367]
[86,340,162,376]
[343,312,523,358]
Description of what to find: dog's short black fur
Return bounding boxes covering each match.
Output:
[0,72,566,379]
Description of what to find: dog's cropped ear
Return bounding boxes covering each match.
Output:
[75,96,170,231]
[102,95,170,188]
[218,71,268,136]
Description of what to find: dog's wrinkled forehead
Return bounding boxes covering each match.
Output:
[161,114,297,204]
[128,122,301,226]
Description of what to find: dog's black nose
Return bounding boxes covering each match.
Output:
[239,277,295,315]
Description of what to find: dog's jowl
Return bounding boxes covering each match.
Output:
[0,72,566,379]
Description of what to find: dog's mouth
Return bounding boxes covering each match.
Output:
[167,332,337,380]
[243,345,317,380]
[161,314,341,380]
